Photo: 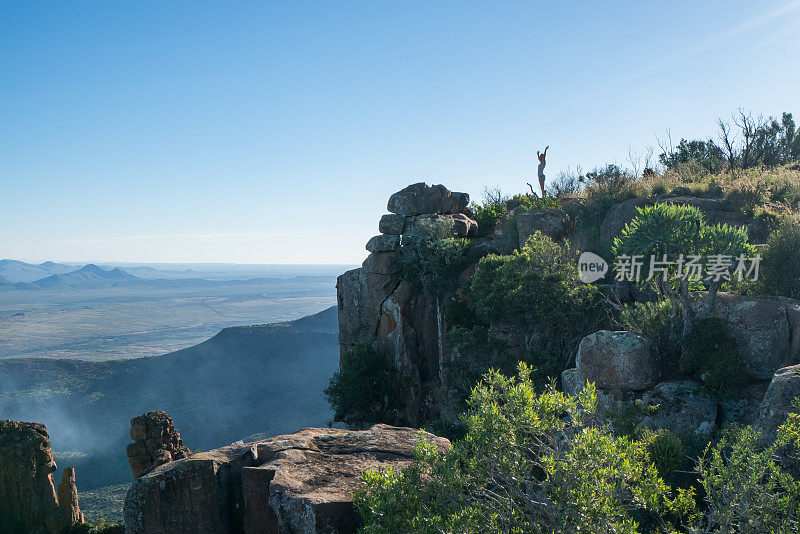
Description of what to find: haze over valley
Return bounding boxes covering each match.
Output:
[0,259,348,361]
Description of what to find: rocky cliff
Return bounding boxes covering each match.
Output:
[126,411,192,478]
[0,420,83,534]
[123,423,449,534]
[336,182,800,437]
[336,182,573,425]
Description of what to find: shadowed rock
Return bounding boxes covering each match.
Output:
[0,420,83,533]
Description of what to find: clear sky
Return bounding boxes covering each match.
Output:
[2,1,799,265]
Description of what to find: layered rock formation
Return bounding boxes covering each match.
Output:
[0,420,83,534]
[127,411,192,478]
[123,424,449,534]
[337,183,573,425]
[337,183,477,425]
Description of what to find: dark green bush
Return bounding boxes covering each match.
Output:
[469,232,605,374]
[619,300,677,346]
[644,429,685,480]
[680,317,742,394]
[758,217,800,299]
[324,344,406,426]
[396,218,472,293]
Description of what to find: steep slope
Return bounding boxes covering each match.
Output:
[0,306,339,489]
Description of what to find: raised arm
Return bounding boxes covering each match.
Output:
[543,145,549,157]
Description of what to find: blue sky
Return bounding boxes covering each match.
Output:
[2,1,799,264]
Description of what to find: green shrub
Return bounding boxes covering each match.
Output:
[355,365,695,533]
[324,344,406,426]
[680,317,743,394]
[468,232,605,381]
[644,429,685,480]
[759,217,800,299]
[613,202,755,336]
[396,217,472,293]
[619,300,677,346]
[506,193,561,211]
[698,426,800,533]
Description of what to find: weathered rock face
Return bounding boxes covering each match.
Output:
[576,331,662,390]
[757,365,800,444]
[337,183,477,425]
[387,182,469,216]
[124,424,450,534]
[0,420,83,534]
[517,208,568,243]
[127,411,191,478]
[709,293,794,381]
[638,380,717,436]
[365,234,400,253]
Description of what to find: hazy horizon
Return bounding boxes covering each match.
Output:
[3,1,799,264]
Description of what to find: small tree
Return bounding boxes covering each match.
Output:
[612,203,755,336]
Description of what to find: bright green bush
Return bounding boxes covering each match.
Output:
[355,365,694,533]
[698,426,800,533]
[758,217,800,299]
[324,344,406,426]
[680,317,743,394]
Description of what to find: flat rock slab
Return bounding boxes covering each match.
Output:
[124,424,450,534]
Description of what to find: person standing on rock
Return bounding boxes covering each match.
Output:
[537,145,549,197]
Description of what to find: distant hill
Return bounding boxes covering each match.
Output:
[0,275,11,286]
[0,306,339,490]
[30,264,139,289]
[0,259,78,283]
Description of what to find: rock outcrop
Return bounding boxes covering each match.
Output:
[576,331,662,390]
[757,365,800,443]
[337,183,477,425]
[123,424,450,534]
[0,420,83,534]
[127,411,191,478]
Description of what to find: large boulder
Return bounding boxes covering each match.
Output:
[710,293,792,381]
[561,372,717,436]
[124,425,450,534]
[576,331,661,390]
[387,183,469,216]
[378,214,406,235]
[365,234,401,253]
[718,381,771,427]
[0,420,83,534]
[491,207,521,254]
[756,365,800,444]
[127,411,191,478]
[517,209,568,243]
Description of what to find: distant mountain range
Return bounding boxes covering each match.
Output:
[0,259,78,283]
[31,264,140,289]
[0,259,350,289]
